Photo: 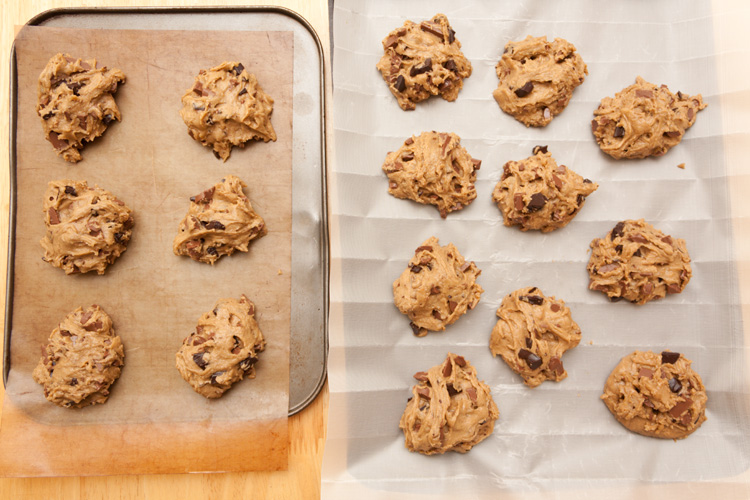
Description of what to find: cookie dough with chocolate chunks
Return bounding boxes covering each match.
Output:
[180,62,276,161]
[493,36,587,127]
[601,350,707,439]
[176,295,266,398]
[383,131,481,218]
[400,353,499,455]
[592,76,706,159]
[588,219,691,305]
[376,13,472,110]
[33,305,125,408]
[490,287,581,387]
[393,237,483,337]
[37,53,125,163]
[492,146,597,232]
[41,180,134,275]
[173,175,267,265]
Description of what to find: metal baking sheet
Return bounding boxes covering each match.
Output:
[5,6,328,417]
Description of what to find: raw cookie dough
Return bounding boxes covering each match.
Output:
[601,350,707,439]
[493,36,587,127]
[180,62,276,161]
[399,353,499,455]
[376,13,472,110]
[40,180,134,275]
[393,237,483,336]
[492,146,598,232]
[37,53,125,163]
[175,295,266,398]
[489,287,581,387]
[383,131,481,218]
[173,175,267,265]
[591,76,706,159]
[32,305,124,408]
[587,219,691,305]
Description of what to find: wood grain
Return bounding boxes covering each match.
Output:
[0,0,330,498]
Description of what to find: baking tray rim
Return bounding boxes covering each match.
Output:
[5,5,329,418]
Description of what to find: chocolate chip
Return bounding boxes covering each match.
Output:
[611,221,625,240]
[232,335,244,354]
[514,81,534,97]
[548,357,564,376]
[64,185,77,196]
[114,232,124,243]
[576,194,585,206]
[438,79,454,93]
[550,303,561,312]
[613,126,625,138]
[205,220,225,230]
[525,337,533,348]
[413,371,429,382]
[442,361,452,378]
[520,295,544,306]
[443,59,457,72]
[239,355,259,371]
[526,193,547,212]
[210,371,225,385]
[532,145,548,155]
[193,352,208,369]
[70,378,78,386]
[432,310,442,320]
[669,378,682,393]
[102,113,114,125]
[410,265,422,273]
[206,247,218,256]
[409,322,423,337]
[518,349,542,370]
[430,286,440,295]
[661,351,680,364]
[238,87,248,96]
[409,58,432,77]
[448,28,456,44]
[232,63,245,76]
[394,75,406,92]
[42,111,54,120]
[66,81,84,95]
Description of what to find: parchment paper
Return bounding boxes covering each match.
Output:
[324,0,750,497]
[2,25,293,473]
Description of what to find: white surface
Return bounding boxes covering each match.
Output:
[324,0,750,497]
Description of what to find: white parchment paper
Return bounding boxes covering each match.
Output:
[324,0,750,497]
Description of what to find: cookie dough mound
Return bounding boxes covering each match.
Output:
[493,36,587,127]
[592,76,706,159]
[37,53,125,163]
[393,237,483,336]
[399,353,499,455]
[32,305,124,408]
[602,350,707,439]
[489,287,581,388]
[173,175,267,265]
[40,180,134,275]
[383,131,481,218]
[375,13,472,111]
[180,62,277,161]
[492,146,597,232]
[175,295,266,398]
[587,219,691,305]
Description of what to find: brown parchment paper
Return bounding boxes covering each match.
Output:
[0,25,293,475]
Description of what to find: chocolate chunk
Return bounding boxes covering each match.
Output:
[205,220,225,230]
[635,89,653,98]
[518,349,543,370]
[413,371,429,382]
[638,367,654,379]
[409,322,423,337]
[448,28,456,44]
[613,126,625,138]
[442,361,452,377]
[532,145,548,155]
[661,351,681,364]
[627,233,648,244]
[42,111,54,120]
[447,385,459,397]
[410,265,422,273]
[465,386,477,403]
[231,335,244,354]
[409,58,432,77]
[210,371,225,385]
[83,320,103,332]
[419,22,444,40]
[443,59,457,72]
[404,137,414,146]
[550,303,561,312]
[591,119,598,133]
[668,378,683,393]
[664,131,681,139]
[429,286,440,295]
[238,88,248,96]
[66,81,84,96]
[416,386,431,399]
[448,300,457,313]
[48,131,68,150]
[190,187,215,204]
[232,63,245,76]
[402,152,415,161]
[239,355,259,371]
[432,310,442,320]
[669,399,692,419]
[583,178,593,184]
[526,193,547,212]
[643,398,655,409]
[552,174,563,190]
[597,263,619,274]
[64,185,77,197]
[610,221,625,240]
[471,158,482,170]
[514,81,534,97]
[48,207,60,225]
[415,246,433,253]
[394,75,406,92]
[384,34,399,48]
[193,352,208,369]
[453,355,466,367]
[548,357,564,376]
[438,79,453,93]
[459,261,472,272]
[667,283,682,294]
[206,246,218,256]
[525,337,533,348]
[513,193,524,211]
[520,295,544,306]
[70,378,78,386]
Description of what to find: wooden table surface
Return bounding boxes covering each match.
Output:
[0,1,330,499]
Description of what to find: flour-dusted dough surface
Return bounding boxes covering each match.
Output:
[587,219,692,304]
[492,146,597,232]
[375,13,472,110]
[493,35,587,127]
[592,76,706,159]
[32,305,124,408]
[601,350,707,439]
[383,131,481,218]
[393,237,482,336]
[173,175,267,265]
[489,287,581,387]
[175,295,266,399]
[40,180,134,275]
[399,353,498,455]
[180,61,276,161]
[37,53,125,163]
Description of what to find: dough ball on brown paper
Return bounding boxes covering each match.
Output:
[400,353,498,455]
[33,304,125,408]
